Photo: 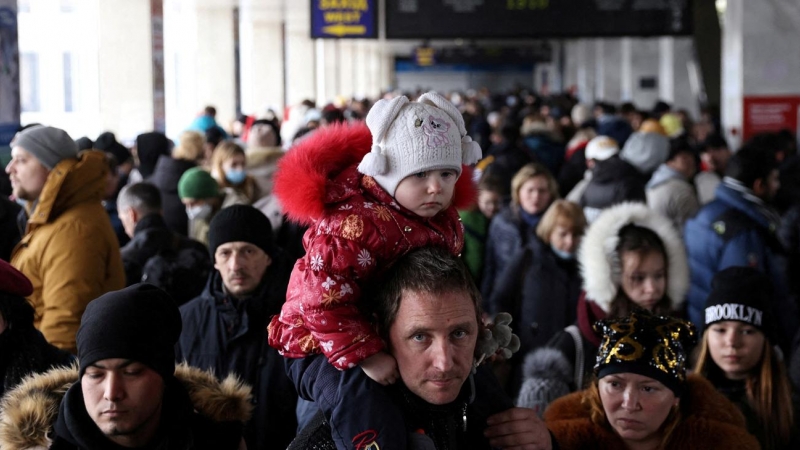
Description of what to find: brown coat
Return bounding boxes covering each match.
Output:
[11,151,125,354]
[545,374,761,450]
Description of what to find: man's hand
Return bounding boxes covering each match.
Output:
[484,407,552,450]
[359,351,399,385]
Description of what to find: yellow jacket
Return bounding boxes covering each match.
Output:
[11,151,125,354]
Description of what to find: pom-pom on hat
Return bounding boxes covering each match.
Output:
[594,310,696,397]
[77,284,182,380]
[704,266,775,340]
[178,167,220,200]
[359,92,481,196]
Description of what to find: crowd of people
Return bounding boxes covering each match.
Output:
[0,86,798,449]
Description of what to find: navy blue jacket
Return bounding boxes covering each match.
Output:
[684,181,797,347]
[176,255,297,450]
[481,208,536,310]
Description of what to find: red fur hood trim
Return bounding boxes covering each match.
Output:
[274,123,475,225]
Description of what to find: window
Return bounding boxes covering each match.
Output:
[20,53,40,112]
[63,53,74,112]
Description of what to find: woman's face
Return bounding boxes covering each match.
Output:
[619,250,666,310]
[599,373,678,447]
[707,321,765,380]
[518,176,552,215]
[550,223,580,255]
[222,154,246,173]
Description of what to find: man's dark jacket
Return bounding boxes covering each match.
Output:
[147,156,195,236]
[120,214,210,304]
[176,253,297,450]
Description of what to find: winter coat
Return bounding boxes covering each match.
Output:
[148,155,196,236]
[780,204,800,301]
[481,207,536,310]
[557,145,587,197]
[267,123,475,369]
[646,164,700,232]
[545,374,761,450]
[579,156,646,223]
[288,367,510,450]
[489,236,581,358]
[684,180,797,344]
[245,146,283,201]
[10,151,125,354]
[120,213,210,302]
[489,237,582,395]
[522,134,565,176]
[481,141,535,199]
[0,195,21,261]
[177,258,297,450]
[516,203,689,411]
[459,209,489,284]
[0,364,251,450]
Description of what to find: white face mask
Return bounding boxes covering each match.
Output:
[186,203,213,221]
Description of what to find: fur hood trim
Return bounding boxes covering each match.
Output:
[0,364,252,450]
[577,202,688,312]
[273,122,475,226]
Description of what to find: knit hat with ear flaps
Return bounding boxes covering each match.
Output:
[358,92,482,196]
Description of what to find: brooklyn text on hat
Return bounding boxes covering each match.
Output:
[705,303,763,327]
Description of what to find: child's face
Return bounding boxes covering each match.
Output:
[477,190,501,219]
[619,250,666,310]
[706,321,765,380]
[395,169,458,218]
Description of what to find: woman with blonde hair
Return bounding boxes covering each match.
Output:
[545,310,760,450]
[488,199,587,394]
[210,141,259,207]
[482,162,558,301]
[695,267,797,450]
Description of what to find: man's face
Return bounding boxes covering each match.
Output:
[5,146,50,201]
[214,241,271,297]
[118,206,136,238]
[82,359,165,447]
[388,289,479,405]
[754,169,780,202]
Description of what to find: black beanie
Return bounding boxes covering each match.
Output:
[208,205,276,257]
[77,284,181,380]
[704,266,774,339]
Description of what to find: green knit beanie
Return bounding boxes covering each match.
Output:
[178,167,219,200]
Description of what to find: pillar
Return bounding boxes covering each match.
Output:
[239,0,284,116]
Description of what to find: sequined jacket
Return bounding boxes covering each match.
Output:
[267,124,474,369]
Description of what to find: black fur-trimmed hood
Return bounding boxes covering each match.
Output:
[0,363,252,450]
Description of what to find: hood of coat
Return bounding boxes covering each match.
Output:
[577,202,688,313]
[27,151,107,229]
[273,122,476,226]
[0,363,252,450]
[591,155,642,183]
[646,164,686,190]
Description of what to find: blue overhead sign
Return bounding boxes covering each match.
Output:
[310,0,377,39]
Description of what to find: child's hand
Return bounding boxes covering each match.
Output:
[360,351,399,385]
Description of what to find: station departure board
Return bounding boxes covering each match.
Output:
[385,0,693,39]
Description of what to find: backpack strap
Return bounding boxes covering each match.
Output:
[565,325,585,390]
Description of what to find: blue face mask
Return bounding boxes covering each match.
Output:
[225,168,247,185]
[551,244,575,261]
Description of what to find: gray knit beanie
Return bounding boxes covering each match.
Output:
[12,126,79,170]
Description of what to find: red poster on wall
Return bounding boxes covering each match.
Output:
[743,96,800,141]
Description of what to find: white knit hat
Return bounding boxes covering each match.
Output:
[585,136,619,161]
[358,92,482,196]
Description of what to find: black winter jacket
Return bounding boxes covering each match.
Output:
[120,214,210,304]
[481,208,537,310]
[580,156,646,222]
[488,237,582,394]
[176,256,297,450]
[0,196,21,261]
[148,156,196,236]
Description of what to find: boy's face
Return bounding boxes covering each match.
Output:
[477,190,502,219]
[395,169,458,218]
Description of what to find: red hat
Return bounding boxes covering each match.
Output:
[0,259,33,298]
